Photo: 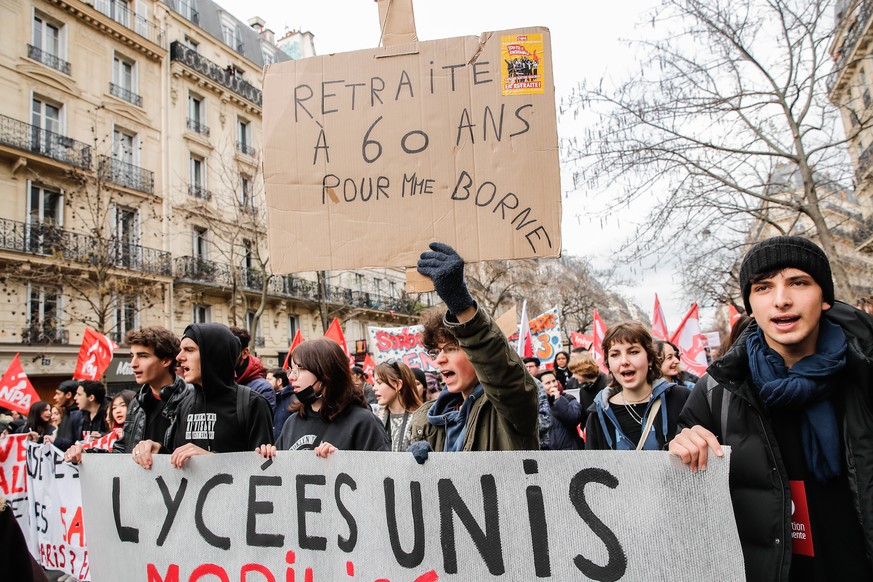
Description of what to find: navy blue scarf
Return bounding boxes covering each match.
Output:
[747,319,848,481]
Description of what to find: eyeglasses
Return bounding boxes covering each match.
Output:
[288,363,307,379]
[426,343,460,360]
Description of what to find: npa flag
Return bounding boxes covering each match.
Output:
[516,300,534,358]
[361,353,377,383]
[73,328,118,381]
[652,294,670,341]
[729,304,743,328]
[282,329,305,369]
[0,354,40,413]
[324,318,354,365]
[591,309,608,373]
[670,304,709,377]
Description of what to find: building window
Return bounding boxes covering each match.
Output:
[112,205,139,268]
[193,304,210,324]
[189,155,208,198]
[27,284,61,339]
[114,296,138,343]
[288,315,298,341]
[178,0,198,23]
[237,118,253,156]
[354,273,364,292]
[182,35,198,51]
[192,226,208,260]
[31,11,68,74]
[262,47,275,65]
[27,183,63,254]
[238,175,253,210]
[113,128,138,165]
[221,16,241,51]
[187,94,208,135]
[112,53,139,105]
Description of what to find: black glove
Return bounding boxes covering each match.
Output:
[407,440,432,464]
[417,242,475,315]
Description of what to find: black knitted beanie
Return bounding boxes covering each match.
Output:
[739,236,834,314]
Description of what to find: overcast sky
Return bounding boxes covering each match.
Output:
[215,0,706,330]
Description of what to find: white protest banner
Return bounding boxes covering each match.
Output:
[26,440,90,581]
[367,324,437,371]
[508,306,563,365]
[1,434,31,545]
[81,450,744,581]
[263,28,562,276]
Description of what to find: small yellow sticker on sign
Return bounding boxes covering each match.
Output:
[501,33,545,95]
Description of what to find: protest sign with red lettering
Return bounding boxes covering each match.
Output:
[367,324,437,371]
[0,353,40,413]
[0,434,31,547]
[73,328,118,381]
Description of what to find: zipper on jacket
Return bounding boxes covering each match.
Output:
[755,407,787,581]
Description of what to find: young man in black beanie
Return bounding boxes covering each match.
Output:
[669,235,873,582]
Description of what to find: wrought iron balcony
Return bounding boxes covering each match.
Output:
[188,184,211,200]
[236,141,256,157]
[109,82,143,107]
[21,323,69,345]
[27,44,71,75]
[858,141,873,182]
[0,114,91,169]
[170,41,262,106]
[0,217,172,276]
[242,268,265,290]
[186,117,210,136]
[166,0,199,24]
[92,0,165,47]
[175,256,233,286]
[98,155,154,194]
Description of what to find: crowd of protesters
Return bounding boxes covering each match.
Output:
[2,235,873,582]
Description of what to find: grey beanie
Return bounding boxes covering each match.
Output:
[739,236,834,314]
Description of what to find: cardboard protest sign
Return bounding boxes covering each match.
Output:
[80,450,744,581]
[508,306,563,365]
[0,435,30,538]
[367,324,437,371]
[263,28,561,276]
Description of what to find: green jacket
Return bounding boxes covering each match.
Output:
[409,305,539,451]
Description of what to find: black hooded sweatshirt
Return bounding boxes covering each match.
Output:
[170,323,274,452]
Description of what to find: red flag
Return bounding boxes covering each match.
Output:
[282,329,305,369]
[670,304,709,377]
[652,294,670,341]
[570,332,593,350]
[729,304,743,328]
[73,328,117,380]
[516,300,534,358]
[362,353,376,384]
[324,318,353,365]
[0,354,40,414]
[591,309,608,373]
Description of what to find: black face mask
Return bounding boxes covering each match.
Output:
[295,385,321,406]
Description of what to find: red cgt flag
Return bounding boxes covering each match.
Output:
[324,318,355,366]
[362,353,376,384]
[0,353,40,414]
[73,328,118,381]
[591,309,608,374]
[282,329,305,369]
[652,293,670,341]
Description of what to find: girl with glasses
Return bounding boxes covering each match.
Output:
[373,360,423,452]
[256,339,389,459]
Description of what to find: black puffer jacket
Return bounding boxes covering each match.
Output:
[112,376,191,453]
[677,301,873,582]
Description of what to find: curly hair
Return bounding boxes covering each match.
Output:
[288,339,366,421]
[125,327,181,361]
[602,321,662,387]
[569,355,600,379]
[418,307,456,351]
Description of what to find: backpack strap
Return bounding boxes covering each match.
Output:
[703,374,730,441]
